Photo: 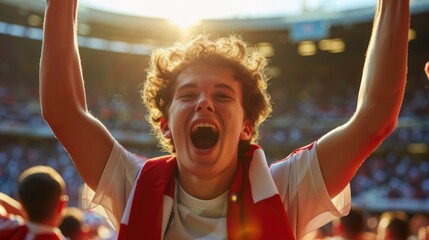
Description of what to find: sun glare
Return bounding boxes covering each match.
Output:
[168,16,201,31]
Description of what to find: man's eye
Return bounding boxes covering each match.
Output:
[215,93,231,100]
[179,93,196,99]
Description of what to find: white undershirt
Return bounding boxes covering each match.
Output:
[164,182,228,240]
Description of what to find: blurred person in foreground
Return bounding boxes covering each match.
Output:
[59,207,118,240]
[59,207,90,240]
[408,214,429,240]
[0,166,68,240]
[39,0,410,239]
[330,206,374,240]
[377,211,409,240]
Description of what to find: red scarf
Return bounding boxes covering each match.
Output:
[118,145,295,239]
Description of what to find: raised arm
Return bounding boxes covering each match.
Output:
[316,0,409,197]
[0,192,26,219]
[40,0,114,190]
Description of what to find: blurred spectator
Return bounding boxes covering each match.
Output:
[0,165,67,239]
[377,211,409,240]
[330,206,375,240]
[408,214,429,240]
[59,207,90,240]
[59,207,118,240]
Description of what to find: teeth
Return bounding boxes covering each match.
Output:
[192,123,218,133]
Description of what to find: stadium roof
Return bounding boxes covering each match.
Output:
[0,0,428,58]
[2,0,429,31]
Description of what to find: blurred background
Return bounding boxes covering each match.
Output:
[0,0,428,236]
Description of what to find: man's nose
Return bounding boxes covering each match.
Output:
[195,95,215,112]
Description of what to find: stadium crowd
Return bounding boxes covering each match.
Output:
[0,63,428,205]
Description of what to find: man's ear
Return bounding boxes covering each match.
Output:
[240,120,253,141]
[58,195,68,213]
[54,195,68,226]
[160,117,172,139]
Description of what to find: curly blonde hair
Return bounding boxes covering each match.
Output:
[142,34,272,153]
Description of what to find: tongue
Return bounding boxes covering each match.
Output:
[191,127,218,149]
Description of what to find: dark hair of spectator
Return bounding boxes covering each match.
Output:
[59,207,85,240]
[386,217,409,240]
[341,207,365,237]
[18,166,66,223]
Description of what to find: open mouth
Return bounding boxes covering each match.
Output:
[191,123,219,149]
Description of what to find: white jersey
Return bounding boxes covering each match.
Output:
[82,141,351,240]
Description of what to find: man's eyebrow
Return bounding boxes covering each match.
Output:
[176,83,236,93]
[215,83,236,93]
[176,83,197,91]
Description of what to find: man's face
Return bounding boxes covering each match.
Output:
[164,64,252,179]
